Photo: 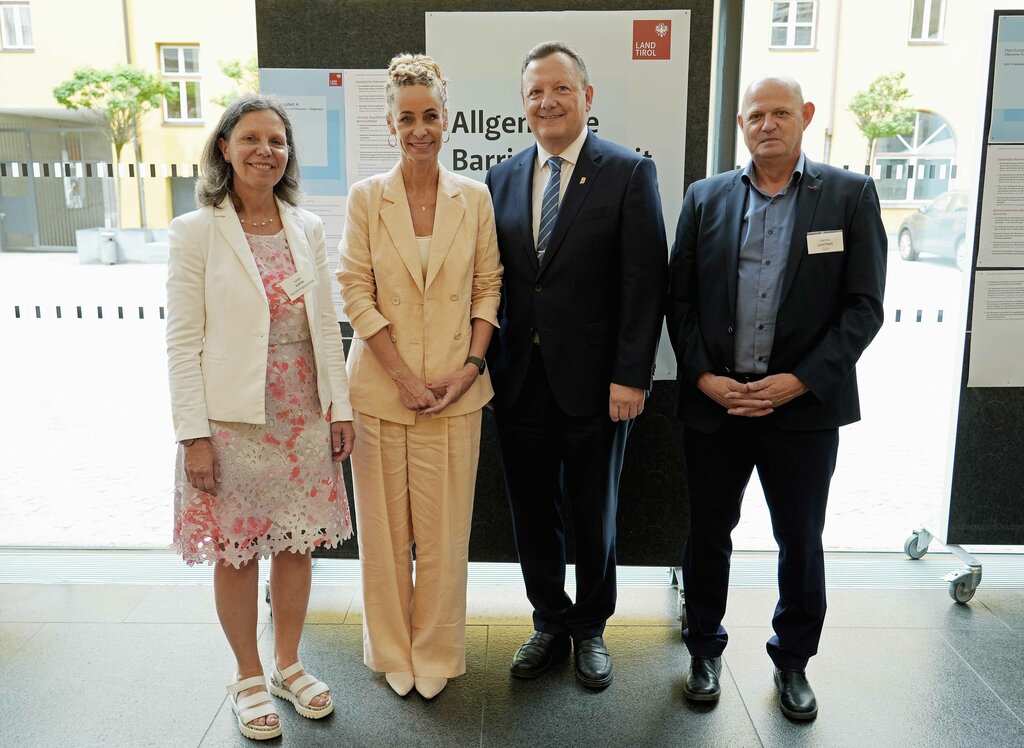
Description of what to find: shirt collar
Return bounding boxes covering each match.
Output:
[741,152,806,194]
[536,126,589,171]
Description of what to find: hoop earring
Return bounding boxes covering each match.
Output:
[387,133,397,148]
[442,130,450,144]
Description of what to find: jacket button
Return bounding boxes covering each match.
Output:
[534,285,542,292]
[727,326,734,334]
[390,334,397,342]
[454,332,462,340]
[450,293,459,301]
[724,366,731,374]
[391,296,400,305]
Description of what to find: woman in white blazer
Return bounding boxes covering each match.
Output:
[166,95,353,741]
[337,54,502,701]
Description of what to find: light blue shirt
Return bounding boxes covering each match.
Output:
[733,154,805,374]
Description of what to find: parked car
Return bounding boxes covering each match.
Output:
[897,190,970,270]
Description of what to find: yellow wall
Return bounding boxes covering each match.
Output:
[0,0,126,108]
[738,0,1024,223]
[129,0,257,227]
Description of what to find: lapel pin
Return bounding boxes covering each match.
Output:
[808,184,819,192]
[579,177,587,185]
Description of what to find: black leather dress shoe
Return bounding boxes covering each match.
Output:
[509,631,570,679]
[574,636,613,689]
[774,668,818,720]
[683,656,722,702]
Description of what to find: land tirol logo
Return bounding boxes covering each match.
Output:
[632,19,672,60]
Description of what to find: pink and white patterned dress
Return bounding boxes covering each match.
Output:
[174,230,352,567]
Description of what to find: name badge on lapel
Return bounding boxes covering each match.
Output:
[807,230,844,254]
[280,267,318,301]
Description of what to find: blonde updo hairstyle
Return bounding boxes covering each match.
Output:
[385,53,449,125]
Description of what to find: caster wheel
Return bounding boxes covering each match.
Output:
[904,534,928,559]
[949,581,975,603]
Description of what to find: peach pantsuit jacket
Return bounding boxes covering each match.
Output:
[167,198,353,442]
[338,164,502,423]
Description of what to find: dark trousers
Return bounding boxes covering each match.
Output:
[681,417,839,670]
[494,347,630,640]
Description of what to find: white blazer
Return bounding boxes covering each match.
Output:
[166,197,352,442]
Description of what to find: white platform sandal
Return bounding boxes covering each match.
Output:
[270,661,334,719]
[227,674,282,741]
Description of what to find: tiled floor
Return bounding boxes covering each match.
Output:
[2,557,1024,747]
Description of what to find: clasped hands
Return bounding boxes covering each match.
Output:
[393,365,477,416]
[697,372,807,417]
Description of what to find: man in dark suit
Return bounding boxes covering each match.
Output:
[667,75,886,719]
[485,41,667,690]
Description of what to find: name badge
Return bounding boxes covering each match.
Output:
[807,230,844,254]
[280,267,318,301]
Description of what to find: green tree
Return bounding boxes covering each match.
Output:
[212,56,259,108]
[849,72,917,168]
[53,65,175,227]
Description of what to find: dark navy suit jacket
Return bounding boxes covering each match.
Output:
[667,157,887,432]
[485,131,667,417]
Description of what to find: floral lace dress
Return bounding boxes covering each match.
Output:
[174,230,352,567]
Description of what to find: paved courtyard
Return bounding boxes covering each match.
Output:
[0,243,1008,553]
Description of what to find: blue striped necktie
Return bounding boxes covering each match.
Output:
[536,156,563,264]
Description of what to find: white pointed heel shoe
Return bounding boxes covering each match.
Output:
[386,671,415,697]
[414,676,448,700]
[227,674,282,741]
[269,661,334,719]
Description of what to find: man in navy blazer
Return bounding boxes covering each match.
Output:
[667,75,886,719]
[485,41,666,689]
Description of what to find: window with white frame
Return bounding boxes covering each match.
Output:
[770,1,817,49]
[160,45,202,122]
[874,111,956,202]
[0,2,33,49]
[909,0,945,43]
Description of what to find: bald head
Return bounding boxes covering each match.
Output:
[737,74,814,174]
[741,74,802,112]
[741,75,805,113]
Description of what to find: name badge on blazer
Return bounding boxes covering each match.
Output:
[807,230,844,254]
[280,267,318,301]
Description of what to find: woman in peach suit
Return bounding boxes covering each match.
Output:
[337,53,502,700]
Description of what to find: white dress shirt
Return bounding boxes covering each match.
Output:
[531,126,589,245]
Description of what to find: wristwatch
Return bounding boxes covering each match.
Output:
[464,356,486,375]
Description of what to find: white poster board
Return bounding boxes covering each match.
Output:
[968,14,1024,386]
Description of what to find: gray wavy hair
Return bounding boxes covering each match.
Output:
[195,94,301,207]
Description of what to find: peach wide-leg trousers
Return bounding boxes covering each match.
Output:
[350,409,481,678]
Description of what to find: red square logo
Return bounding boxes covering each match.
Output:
[329,72,343,87]
[633,20,672,60]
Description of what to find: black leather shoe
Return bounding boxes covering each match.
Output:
[683,656,722,702]
[574,636,613,689]
[774,668,818,721]
[509,631,570,679]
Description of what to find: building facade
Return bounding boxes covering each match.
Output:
[738,0,1024,230]
[0,0,256,249]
